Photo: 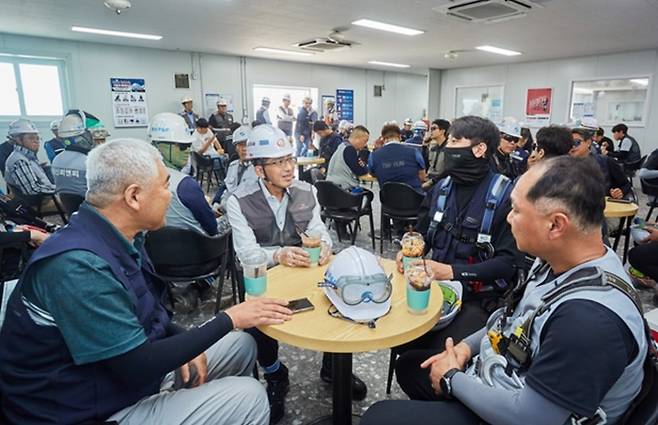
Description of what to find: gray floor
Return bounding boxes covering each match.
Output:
[173,178,657,425]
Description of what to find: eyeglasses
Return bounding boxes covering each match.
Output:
[263,156,297,168]
[501,133,519,144]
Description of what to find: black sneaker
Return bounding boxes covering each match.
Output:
[320,354,368,401]
[170,285,199,314]
[264,363,289,424]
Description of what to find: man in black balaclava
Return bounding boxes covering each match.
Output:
[391,115,524,400]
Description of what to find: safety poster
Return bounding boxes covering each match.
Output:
[110,78,149,128]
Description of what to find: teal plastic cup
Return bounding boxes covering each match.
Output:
[406,283,431,314]
[301,231,323,266]
[405,265,433,314]
[241,249,268,297]
[304,246,321,266]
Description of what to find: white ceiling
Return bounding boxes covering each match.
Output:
[1,0,658,74]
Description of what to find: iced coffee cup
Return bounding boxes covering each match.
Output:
[240,249,268,297]
[401,232,425,271]
[301,230,322,266]
[405,264,433,314]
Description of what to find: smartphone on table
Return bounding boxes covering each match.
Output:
[288,297,314,314]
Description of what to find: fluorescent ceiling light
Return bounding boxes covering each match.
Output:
[368,61,410,69]
[476,45,522,56]
[352,19,424,36]
[630,78,649,86]
[254,47,313,56]
[72,26,162,40]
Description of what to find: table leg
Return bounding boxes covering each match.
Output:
[612,217,625,252]
[307,353,360,425]
[622,216,633,264]
[298,164,304,179]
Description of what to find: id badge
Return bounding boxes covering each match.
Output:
[477,233,491,244]
[433,211,444,222]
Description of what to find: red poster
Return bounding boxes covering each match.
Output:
[526,88,552,116]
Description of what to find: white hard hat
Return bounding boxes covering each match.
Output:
[403,118,413,125]
[432,281,463,331]
[148,112,194,144]
[413,120,427,131]
[572,117,599,130]
[58,112,86,139]
[321,246,392,324]
[262,96,270,104]
[91,127,111,140]
[246,124,294,160]
[499,117,522,138]
[217,99,228,106]
[232,125,251,145]
[282,94,291,101]
[50,120,61,131]
[181,96,193,104]
[338,120,350,131]
[8,119,39,137]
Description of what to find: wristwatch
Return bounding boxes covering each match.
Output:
[439,368,461,399]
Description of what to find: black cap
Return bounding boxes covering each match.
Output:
[313,120,329,132]
[196,118,209,128]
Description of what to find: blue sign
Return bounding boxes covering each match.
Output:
[336,89,354,122]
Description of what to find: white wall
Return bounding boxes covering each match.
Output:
[438,49,658,153]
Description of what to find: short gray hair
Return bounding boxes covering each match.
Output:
[86,138,163,207]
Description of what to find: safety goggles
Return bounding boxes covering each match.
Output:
[318,273,392,305]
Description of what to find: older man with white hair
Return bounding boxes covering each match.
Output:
[0,138,292,425]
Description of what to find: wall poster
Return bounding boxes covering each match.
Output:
[525,87,552,127]
[110,78,149,128]
[336,89,354,122]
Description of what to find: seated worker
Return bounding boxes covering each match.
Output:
[368,123,427,192]
[0,138,293,425]
[211,125,258,213]
[52,110,107,197]
[493,117,527,180]
[401,118,414,142]
[44,119,65,163]
[191,117,227,173]
[362,156,649,425]
[337,119,354,140]
[305,120,343,183]
[326,125,371,189]
[596,127,615,154]
[639,147,658,183]
[608,123,641,165]
[526,125,573,168]
[424,119,451,190]
[570,125,632,200]
[4,118,55,196]
[226,125,367,422]
[392,116,522,393]
[628,221,658,288]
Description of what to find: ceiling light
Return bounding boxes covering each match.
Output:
[630,78,649,86]
[352,19,424,36]
[254,47,313,56]
[71,26,162,40]
[476,45,522,56]
[368,61,410,68]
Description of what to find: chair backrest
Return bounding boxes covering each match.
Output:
[640,178,658,198]
[315,181,361,210]
[192,151,214,169]
[626,155,648,171]
[622,355,658,425]
[379,182,424,215]
[145,226,229,279]
[59,193,85,216]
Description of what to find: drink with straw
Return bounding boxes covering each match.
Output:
[405,262,433,314]
[241,249,268,297]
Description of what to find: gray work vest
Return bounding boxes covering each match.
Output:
[326,143,359,189]
[52,149,88,196]
[220,160,259,209]
[277,106,294,134]
[233,180,315,247]
[465,248,647,423]
[165,169,210,235]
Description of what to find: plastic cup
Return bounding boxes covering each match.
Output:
[405,264,433,314]
[301,231,322,266]
[241,249,268,297]
[400,232,425,271]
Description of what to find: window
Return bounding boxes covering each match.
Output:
[0,55,67,119]
[252,84,318,128]
[569,77,650,126]
[455,85,504,123]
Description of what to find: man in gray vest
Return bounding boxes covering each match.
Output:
[276,94,295,138]
[255,97,272,125]
[362,156,649,425]
[52,110,107,197]
[326,125,370,190]
[227,124,367,423]
[208,99,234,131]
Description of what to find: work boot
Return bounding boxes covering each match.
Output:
[320,353,368,401]
[264,363,289,424]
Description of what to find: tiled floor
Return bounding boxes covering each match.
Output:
[172,178,658,425]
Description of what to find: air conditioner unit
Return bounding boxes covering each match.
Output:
[295,38,352,52]
[434,0,546,23]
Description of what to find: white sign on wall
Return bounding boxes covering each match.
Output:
[110,78,149,128]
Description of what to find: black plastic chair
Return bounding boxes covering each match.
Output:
[192,152,223,193]
[379,182,425,253]
[621,356,658,425]
[641,178,658,221]
[7,184,67,224]
[59,193,85,217]
[624,155,647,179]
[145,227,235,313]
[315,181,375,249]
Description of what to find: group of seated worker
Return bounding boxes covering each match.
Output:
[0,118,653,425]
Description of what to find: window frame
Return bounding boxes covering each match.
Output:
[0,53,70,122]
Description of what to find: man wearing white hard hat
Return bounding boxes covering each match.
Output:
[494,117,527,180]
[208,98,234,130]
[44,119,65,163]
[227,124,367,421]
[401,118,414,142]
[52,110,107,198]
[4,118,55,196]
[211,125,258,213]
[149,112,195,172]
[294,96,318,156]
[179,96,199,131]
[276,94,295,138]
[255,97,272,125]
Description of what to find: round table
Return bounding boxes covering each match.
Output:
[359,173,377,184]
[296,157,326,178]
[258,258,443,425]
[604,198,639,264]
